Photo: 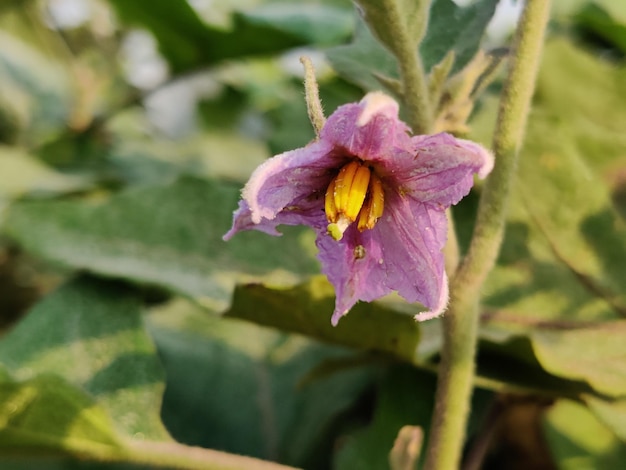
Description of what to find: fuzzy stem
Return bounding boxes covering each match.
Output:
[423,2,552,469]
[125,441,299,470]
[379,0,433,134]
[300,56,326,137]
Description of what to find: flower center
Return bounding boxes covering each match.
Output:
[324,161,385,241]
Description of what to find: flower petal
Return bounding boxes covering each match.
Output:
[316,226,388,325]
[320,93,413,163]
[242,139,339,224]
[223,200,281,240]
[374,191,449,317]
[413,274,449,321]
[389,133,493,208]
[317,189,450,325]
[224,194,328,241]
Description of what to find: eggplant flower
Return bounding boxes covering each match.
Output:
[224,92,493,325]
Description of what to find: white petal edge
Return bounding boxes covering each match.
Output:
[413,273,449,321]
[357,91,399,127]
[457,138,494,179]
[241,151,292,224]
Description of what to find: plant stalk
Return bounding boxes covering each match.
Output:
[300,56,326,136]
[423,1,552,469]
[124,440,300,470]
[379,0,433,134]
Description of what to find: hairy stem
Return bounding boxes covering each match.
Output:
[379,0,433,133]
[300,56,326,136]
[423,2,552,469]
[124,440,300,470]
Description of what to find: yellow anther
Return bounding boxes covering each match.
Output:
[332,161,371,222]
[333,161,360,212]
[344,165,371,221]
[324,160,384,241]
[357,173,385,231]
[324,177,338,223]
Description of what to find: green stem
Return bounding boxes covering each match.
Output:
[380,0,433,134]
[423,2,552,469]
[300,56,326,137]
[122,440,301,470]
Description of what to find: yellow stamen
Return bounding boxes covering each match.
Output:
[333,161,360,213]
[324,160,384,241]
[332,161,371,222]
[357,173,385,231]
[345,165,371,221]
[324,177,338,223]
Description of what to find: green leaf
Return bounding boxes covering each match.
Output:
[515,123,626,315]
[0,374,124,457]
[334,366,493,470]
[334,367,435,470]
[149,303,373,467]
[420,0,499,73]
[225,276,613,399]
[105,0,340,74]
[224,276,420,363]
[465,39,626,398]
[533,39,626,174]
[474,165,626,397]
[467,41,626,323]
[326,15,400,92]
[473,333,598,398]
[475,184,620,330]
[0,146,90,201]
[575,3,626,55]
[326,0,498,91]
[544,399,626,469]
[108,130,270,186]
[530,322,626,397]
[267,77,362,155]
[35,124,113,174]
[243,4,353,46]
[585,395,626,442]
[0,31,70,142]
[3,177,320,308]
[0,277,169,440]
[0,358,307,469]
[552,0,626,24]
[514,45,626,315]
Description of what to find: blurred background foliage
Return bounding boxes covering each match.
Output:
[1,0,626,469]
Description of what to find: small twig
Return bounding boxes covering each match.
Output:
[299,56,326,137]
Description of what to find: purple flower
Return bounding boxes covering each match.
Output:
[224,92,493,325]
